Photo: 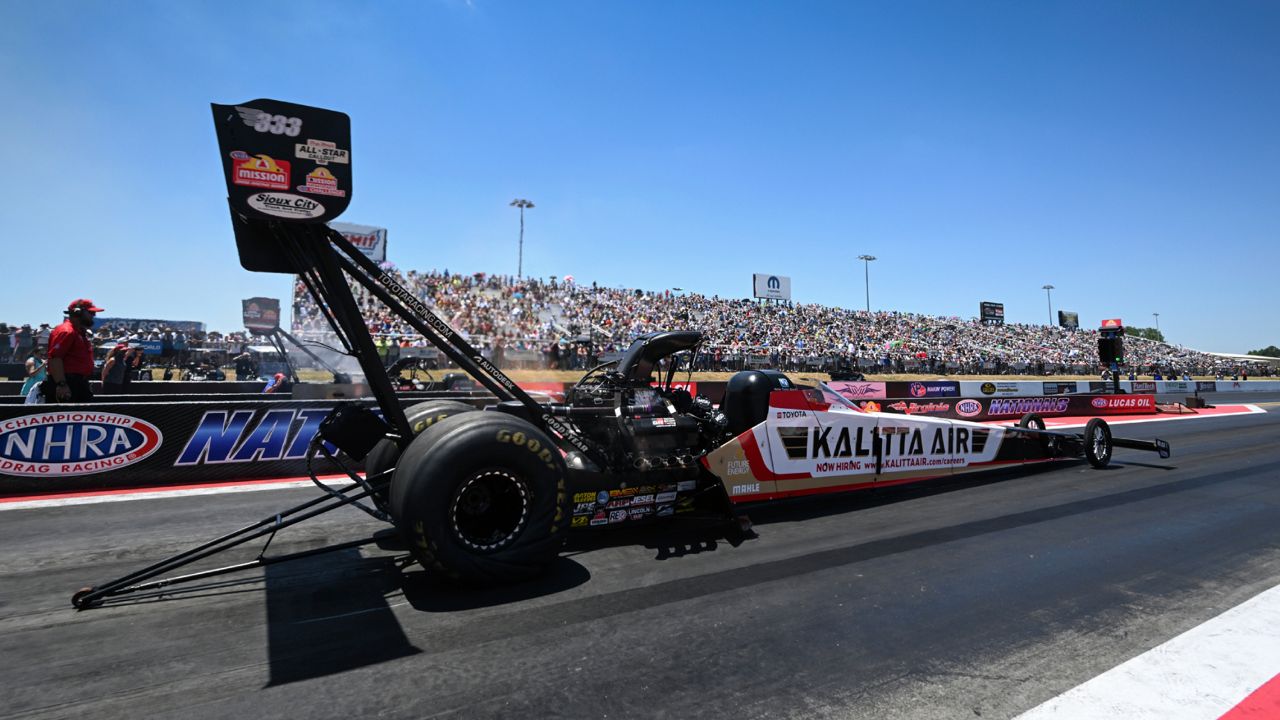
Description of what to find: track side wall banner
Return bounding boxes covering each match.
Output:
[0,399,423,496]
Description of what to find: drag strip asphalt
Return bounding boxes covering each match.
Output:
[1,399,1277,719]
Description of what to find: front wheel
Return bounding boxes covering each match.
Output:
[390,413,570,585]
[1083,418,1113,468]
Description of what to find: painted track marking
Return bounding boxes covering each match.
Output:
[1016,583,1280,719]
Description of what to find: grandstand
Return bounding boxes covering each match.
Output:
[290,268,1273,378]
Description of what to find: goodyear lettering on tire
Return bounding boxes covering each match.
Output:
[496,428,557,471]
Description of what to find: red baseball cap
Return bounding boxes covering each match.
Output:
[68,298,105,313]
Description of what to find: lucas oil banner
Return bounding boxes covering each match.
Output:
[0,398,433,496]
[850,394,1158,421]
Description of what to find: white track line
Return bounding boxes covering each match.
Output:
[1016,583,1280,719]
[0,478,357,512]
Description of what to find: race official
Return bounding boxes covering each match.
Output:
[45,298,103,403]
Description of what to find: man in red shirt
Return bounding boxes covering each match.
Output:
[46,298,103,403]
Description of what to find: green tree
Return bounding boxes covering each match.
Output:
[1248,345,1280,358]
[1126,326,1165,343]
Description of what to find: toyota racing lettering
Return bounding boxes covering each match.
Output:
[986,397,1070,416]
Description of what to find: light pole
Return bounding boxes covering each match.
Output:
[858,255,876,312]
[509,198,534,278]
[1042,284,1055,326]
[1153,312,1160,334]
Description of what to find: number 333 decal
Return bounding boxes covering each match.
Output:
[234,105,302,137]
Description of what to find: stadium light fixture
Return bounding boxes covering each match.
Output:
[1153,311,1160,332]
[857,255,876,312]
[1042,284,1055,326]
[509,198,534,278]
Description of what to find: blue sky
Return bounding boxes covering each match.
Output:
[2,1,1277,352]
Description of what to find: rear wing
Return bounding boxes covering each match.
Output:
[211,99,352,273]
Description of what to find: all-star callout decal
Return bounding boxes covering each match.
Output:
[0,411,163,477]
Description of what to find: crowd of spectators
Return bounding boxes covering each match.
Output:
[286,268,1276,378]
[5,271,1269,380]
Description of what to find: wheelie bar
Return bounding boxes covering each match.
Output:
[71,474,391,610]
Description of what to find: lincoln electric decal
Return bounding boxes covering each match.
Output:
[0,412,163,477]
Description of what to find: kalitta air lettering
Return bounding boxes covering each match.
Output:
[987,397,1070,417]
[0,412,163,477]
[808,424,990,460]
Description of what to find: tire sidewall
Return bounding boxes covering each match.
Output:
[364,399,477,485]
[391,412,569,584]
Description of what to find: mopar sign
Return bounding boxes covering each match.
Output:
[0,412,163,477]
[752,273,792,301]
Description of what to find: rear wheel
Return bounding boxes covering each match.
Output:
[390,413,570,585]
[1083,418,1113,468]
[363,400,477,505]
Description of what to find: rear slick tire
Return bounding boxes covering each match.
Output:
[1083,418,1113,468]
[389,412,570,585]
[363,400,476,503]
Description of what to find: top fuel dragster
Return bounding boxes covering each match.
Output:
[70,100,1169,607]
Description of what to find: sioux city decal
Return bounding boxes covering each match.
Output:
[175,408,335,465]
[247,192,325,220]
[0,412,163,477]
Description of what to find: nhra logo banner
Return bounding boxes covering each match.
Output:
[0,412,163,477]
[0,398,431,495]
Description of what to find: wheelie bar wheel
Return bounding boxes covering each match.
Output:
[71,586,102,610]
[1083,418,1113,468]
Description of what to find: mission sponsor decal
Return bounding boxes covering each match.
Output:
[231,153,291,190]
[1042,381,1078,395]
[1132,382,1157,393]
[0,412,163,477]
[296,166,346,197]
